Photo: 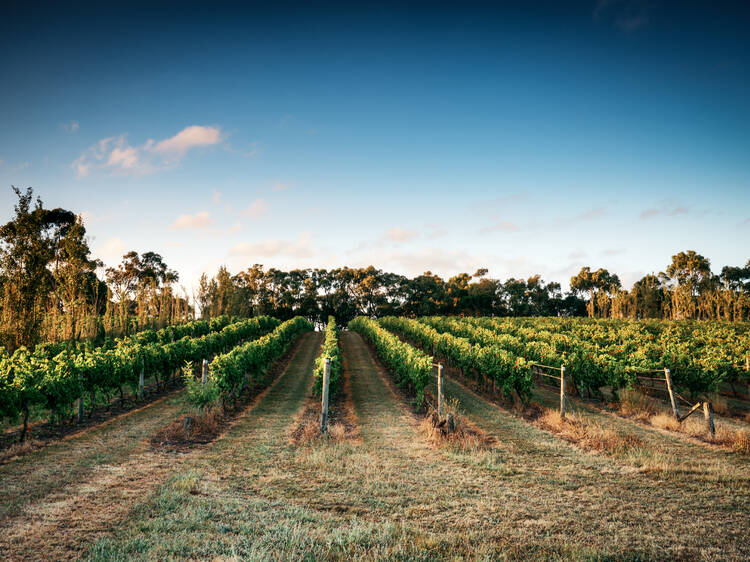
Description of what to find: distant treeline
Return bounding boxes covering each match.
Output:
[2,187,748,354]
[197,251,750,325]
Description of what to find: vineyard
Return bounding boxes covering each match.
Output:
[1,315,749,560]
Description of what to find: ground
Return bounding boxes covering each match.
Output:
[0,330,748,560]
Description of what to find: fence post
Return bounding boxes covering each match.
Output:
[77,394,84,423]
[703,401,715,437]
[320,358,330,433]
[138,360,145,400]
[437,363,444,419]
[664,368,680,420]
[202,359,209,385]
[560,365,566,418]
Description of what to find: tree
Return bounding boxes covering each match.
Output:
[664,250,712,319]
[0,187,80,350]
[630,274,665,318]
[570,267,621,318]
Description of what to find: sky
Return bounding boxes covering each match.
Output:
[1,0,748,293]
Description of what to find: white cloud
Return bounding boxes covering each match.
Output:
[478,221,520,234]
[386,227,416,242]
[242,198,269,218]
[211,189,222,204]
[94,237,127,267]
[639,201,689,219]
[229,232,313,259]
[152,125,222,158]
[272,180,289,192]
[172,211,213,230]
[72,125,222,177]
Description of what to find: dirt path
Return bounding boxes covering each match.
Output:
[0,333,318,561]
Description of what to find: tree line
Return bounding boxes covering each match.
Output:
[2,187,748,352]
[196,252,749,326]
[0,188,191,352]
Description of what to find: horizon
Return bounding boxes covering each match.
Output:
[1,0,748,293]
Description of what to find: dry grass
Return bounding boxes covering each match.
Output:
[0,439,41,464]
[615,389,750,455]
[419,415,492,452]
[708,393,730,416]
[536,408,646,456]
[155,408,223,445]
[616,387,659,417]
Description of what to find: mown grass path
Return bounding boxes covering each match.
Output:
[14,329,749,560]
[0,390,187,552]
[431,371,750,558]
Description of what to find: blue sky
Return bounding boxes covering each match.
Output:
[1,1,748,292]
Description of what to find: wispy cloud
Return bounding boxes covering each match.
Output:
[72,125,222,177]
[576,206,607,220]
[242,199,269,218]
[61,120,80,133]
[479,221,521,234]
[386,227,417,242]
[272,180,289,192]
[172,211,214,230]
[211,189,222,204]
[594,0,651,32]
[152,125,221,159]
[229,232,313,259]
[639,200,689,219]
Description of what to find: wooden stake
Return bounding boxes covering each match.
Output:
[664,368,680,420]
[703,401,715,437]
[138,360,145,400]
[320,358,330,433]
[202,359,209,385]
[437,363,444,419]
[560,365,566,418]
[77,394,84,423]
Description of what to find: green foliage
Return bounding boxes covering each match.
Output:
[209,316,313,401]
[182,361,219,412]
[379,316,533,402]
[0,316,281,429]
[349,316,432,405]
[313,316,342,397]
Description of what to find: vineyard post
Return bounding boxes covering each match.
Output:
[703,401,715,437]
[320,358,330,433]
[138,360,145,400]
[560,365,566,418]
[437,363,444,419]
[77,394,84,423]
[664,368,680,420]
[202,359,209,385]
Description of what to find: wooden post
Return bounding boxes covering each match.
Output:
[703,401,715,437]
[320,358,330,433]
[560,365,566,418]
[437,363,444,419]
[77,394,84,423]
[50,404,56,426]
[202,359,209,385]
[138,360,145,400]
[664,368,680,420]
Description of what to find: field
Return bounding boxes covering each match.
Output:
[1,317,749,560]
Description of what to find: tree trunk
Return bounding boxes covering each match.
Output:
[20,402,30,442]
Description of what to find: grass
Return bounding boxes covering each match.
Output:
[616,388,750,454]
[2,330,749,560]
